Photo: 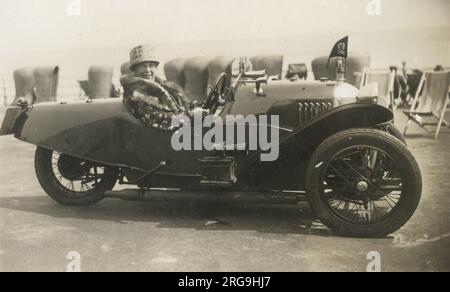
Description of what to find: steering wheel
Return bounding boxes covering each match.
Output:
[204,73,228,114]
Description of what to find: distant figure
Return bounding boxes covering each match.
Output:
[285,63,308,81]
[407,69,424,102]
[434,65,444,72]
[402,61,408,83]
[390,65,409,107]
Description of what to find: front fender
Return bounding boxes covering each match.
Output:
[279,102,394,153]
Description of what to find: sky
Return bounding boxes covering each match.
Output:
[0,0,449,53]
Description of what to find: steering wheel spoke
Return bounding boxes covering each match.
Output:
[204,73,228,114]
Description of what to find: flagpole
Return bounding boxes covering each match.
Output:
[336,57,346,83]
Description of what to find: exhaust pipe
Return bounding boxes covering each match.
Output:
[104,189,307,205]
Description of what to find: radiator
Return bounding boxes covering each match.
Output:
[298,100,334,125]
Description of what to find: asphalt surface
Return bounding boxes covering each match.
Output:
[0,108,449,272]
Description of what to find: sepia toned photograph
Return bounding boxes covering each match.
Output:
[0,0,449,274]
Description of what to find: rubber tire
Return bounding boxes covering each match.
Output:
[35,146,118,206]
[305,128,421,238]
[386,123,406,145]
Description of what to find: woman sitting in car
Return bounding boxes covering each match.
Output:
[121,44,191,130]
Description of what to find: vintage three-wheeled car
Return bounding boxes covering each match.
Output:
[0,39,421,237]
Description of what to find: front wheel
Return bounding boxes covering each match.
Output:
[385,123,406,145]
[305,128,422,237]
[35,147,118,206]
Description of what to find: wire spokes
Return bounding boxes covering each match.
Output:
[321,145,403,224]
[51,152,106,194]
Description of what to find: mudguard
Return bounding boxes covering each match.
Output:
[8,98,205,175]
[243,102,394,164]
[280,102,394,152]
[239,102,395,190]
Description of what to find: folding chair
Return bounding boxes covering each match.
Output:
[403,71,450,139]
[362,70,396,113]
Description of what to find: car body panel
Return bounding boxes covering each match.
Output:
[6,96,394,180]
[228,80,337,116]
[10,99,199,174]
[9,98,291,175]
[2,74,396,189]
[0,107,23,135]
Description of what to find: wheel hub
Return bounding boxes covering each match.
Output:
[356,180,369,192]
[57,154,89,180]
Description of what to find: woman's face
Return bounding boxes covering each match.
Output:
[134,62,158,80]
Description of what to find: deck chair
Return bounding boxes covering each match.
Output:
[361,70,396,113]
[403,71,450,139]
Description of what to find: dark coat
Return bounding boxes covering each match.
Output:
[120,75,190,130]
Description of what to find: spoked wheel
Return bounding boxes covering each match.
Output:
[306,129,421,237]
[323,146,403,224]
[35,146,118,206]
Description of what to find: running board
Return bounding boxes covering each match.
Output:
[104,189,308,205]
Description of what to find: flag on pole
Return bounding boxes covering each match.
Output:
[327,36,348,68]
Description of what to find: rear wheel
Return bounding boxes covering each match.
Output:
[305,128,421,237]
[35,146,118,206]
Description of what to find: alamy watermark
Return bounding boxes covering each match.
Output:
[67,0,81,16]
[367,0,382,16]
[66,251,81,272]
[170,112,280,162]
[366,251,381,272]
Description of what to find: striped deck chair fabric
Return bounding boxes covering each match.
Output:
[362,71,396,110]
[403,71,450,139]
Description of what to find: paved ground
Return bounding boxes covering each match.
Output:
[0,108,449,272]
